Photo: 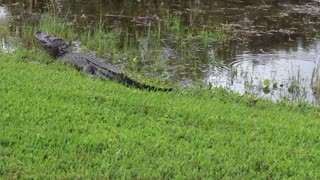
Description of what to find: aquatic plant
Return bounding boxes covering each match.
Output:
[311,64,320,98]
[0,18,11,52]
[208,50,224,66]
[240,66,256,95]
[287,67,307,102]
[0,18,10,37]
[260,79,283,95]
[200,29,210,48]
[171,14,183,33]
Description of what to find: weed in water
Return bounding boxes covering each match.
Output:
[240,66,256,95]
[0,18,14,52]
[200,29,210,48]
[311,64,320,98]
[38,14,67,36]
[0,18,10,37]
[228,67,238,85]
[171,15,182,33]
[287,67,307,102]
[262,79,272,94]
[199,27,228,48]
[208,50,224,67]
[288,67,300,94]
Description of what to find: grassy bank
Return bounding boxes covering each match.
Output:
[1,50,320,178]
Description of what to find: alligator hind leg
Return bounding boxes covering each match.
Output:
[83,64,95,74]
[83,64,107,79]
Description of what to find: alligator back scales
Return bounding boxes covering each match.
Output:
[34,31,171,92]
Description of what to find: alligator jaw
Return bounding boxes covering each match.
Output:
[34,31,52,48]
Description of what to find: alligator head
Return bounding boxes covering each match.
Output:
[34,31,69,58]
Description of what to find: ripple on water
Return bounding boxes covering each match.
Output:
[208,41,320,103]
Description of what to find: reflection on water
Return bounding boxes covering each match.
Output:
[1,37,14,52]
[1,0,320,104]
[208,40,320,103]
[0,5,7,18]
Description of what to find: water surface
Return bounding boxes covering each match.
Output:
[1,0,320,104]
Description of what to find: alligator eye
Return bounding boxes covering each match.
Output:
[39,40,47,44]
[44,36,50,39]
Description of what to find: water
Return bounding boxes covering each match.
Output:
[1,0,320,104]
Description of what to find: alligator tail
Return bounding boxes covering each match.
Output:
[96,69,172,92]
[120,76,173,92]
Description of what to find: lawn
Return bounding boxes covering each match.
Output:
[1,50,320,178]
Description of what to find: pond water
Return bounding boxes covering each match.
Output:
[1,0,320,104]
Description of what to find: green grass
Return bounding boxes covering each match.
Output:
[1,50,320,178]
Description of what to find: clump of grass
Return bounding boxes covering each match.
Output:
[208,49,224,66]
[240,66,256,95]
[311,64,320,97]
[287,67,308,102]
[38,14,70,38]
[200,29,210,47]
[0,18,10,37]
[0,18,10,51]
[288,68,302,94]
[200,27,227,48]
[80,28,120,57]
[162,12,183,33]
[171,14,183,34]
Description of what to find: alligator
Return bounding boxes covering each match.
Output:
[34,31,171,91]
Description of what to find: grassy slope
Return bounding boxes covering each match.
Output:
[0,50,320,178]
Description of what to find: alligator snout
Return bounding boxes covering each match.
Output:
[34,31,46,39]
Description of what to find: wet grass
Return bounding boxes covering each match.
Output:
[1,49,320,178]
